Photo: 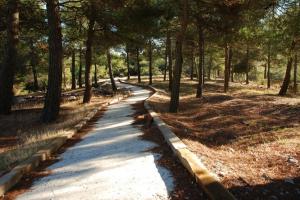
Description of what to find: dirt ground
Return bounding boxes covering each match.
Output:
[130,77,300,199]
[2,109,107,200]
[0,88,128,175]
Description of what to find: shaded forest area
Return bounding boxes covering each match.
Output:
[0,0,299,199]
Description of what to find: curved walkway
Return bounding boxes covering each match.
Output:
[17,83,174,200]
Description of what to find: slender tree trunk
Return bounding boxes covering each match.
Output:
[31,59,39,91]
[83,16,95,103]
[71,50,76,89]
[279,40,296,96]
[167,31,172,91]
[264,64,267,79]
[0,0,19,114]
[196,24,204,98]
[107,49,117,92]
[229,48,233,82]
[190,46,194,80]
[148,41,153,85]
[94,63,98,86]
[245,44,250,85]
[30,40,39,91]
[126,45,130,80]
[78,46,83,88]
[224,43,230,93]
[208,54,212,81]
[163,35,168,81]
[41,0,63,122]
[169,0,188,112]
[294,54,298,94]
[62,67,66,89]
[136,47,141,83]
[267,44,271,89]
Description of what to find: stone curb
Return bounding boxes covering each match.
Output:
[121,81,236,200]
[0,94,128,196]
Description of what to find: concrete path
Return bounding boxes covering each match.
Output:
[17,83,174,200]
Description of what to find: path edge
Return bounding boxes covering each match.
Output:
[121,80,236,200]
[0,93,129,197]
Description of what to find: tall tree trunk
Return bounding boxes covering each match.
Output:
[167,31,173,91]
[41,0,63,122]
[136,47,141,83]
[107,49,117,92]
[169,0,188,112]
[208,54,212,80]
[83,16,95,103]
[229,47,233,82]
[30,40,39,91]
[229,48,234,82]
[294,54,298,94]
[163,34,168,81]
[190,46,194,80]
[279,40,296,96]
[148,41,153,85]
[224,43,230,93]
[71,50,76,89]
[245,44,250,85]
[196,24,204,98]
[0,0,19,114]
[264,64,267,79]
[78,46,83,88]
[267,44,271,88]
[126,45,130,80]
[63,67,66,89]
[94,63,98,86]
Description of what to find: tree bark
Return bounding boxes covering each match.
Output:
[224,43,230,93]
[148,41,153,85]
[245,44,249,85]
[279,40,296,96]
[294,54,298,94]
[78,46,83,88]
[126,45,130,80]
[63,67,66,89]
[208,54,212,80]
[169,0,188,112]
[190,45,194,80]
[41,0,63,122]
[264,64,267,79]
[229,48,233,82]
[196,24,204,98]
[163,34,168,81]
[30,40,39,91]
[107,49,117,92]
[0,0,19,114]
[167,31,172,91]
[94,63,98,86]
[267,44,271,88]
[71,50,76,89]
[83,15,95,103]
[136,47,141,83]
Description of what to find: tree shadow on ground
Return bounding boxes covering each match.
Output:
[228,176,300,200]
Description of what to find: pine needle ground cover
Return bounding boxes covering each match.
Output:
[130,77,300,199]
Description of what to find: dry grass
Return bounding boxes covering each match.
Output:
[129,76,300,199]
[0,89,128,175]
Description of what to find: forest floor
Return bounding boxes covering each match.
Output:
[4,83,204,200]
[129,76,300,199]
[0,86,128,176]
